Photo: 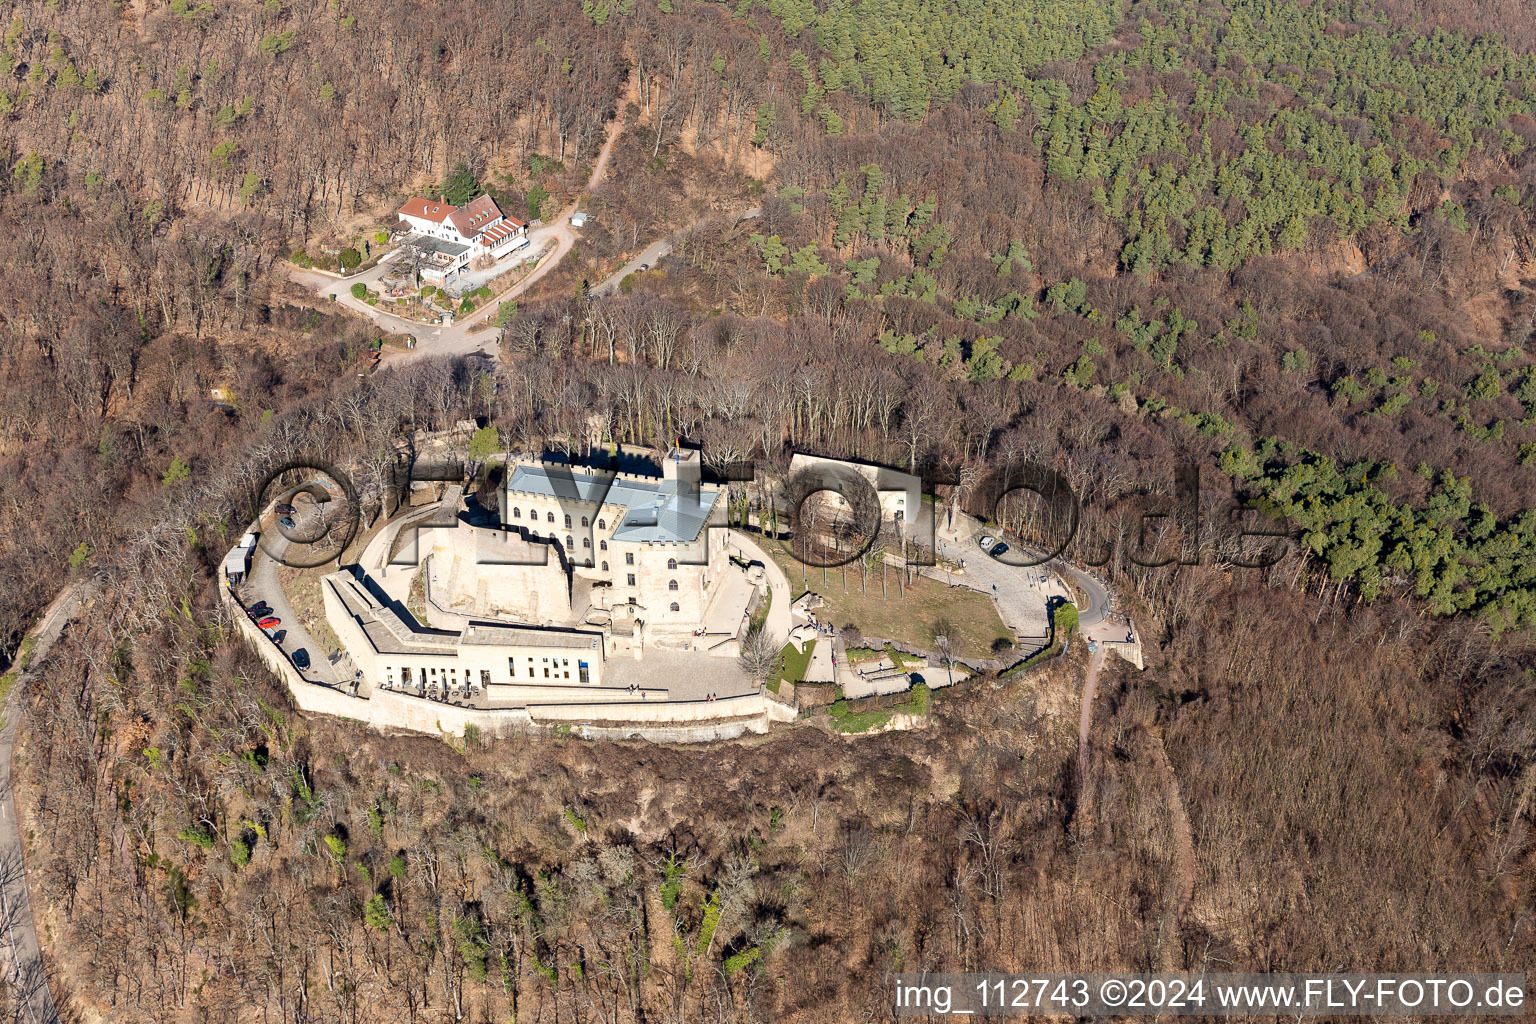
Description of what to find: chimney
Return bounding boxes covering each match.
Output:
[663,446,701,486]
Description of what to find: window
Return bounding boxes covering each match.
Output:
[581,516,589,527]
[670,602,680,612]
[543,664,550,678]
[480,670,490,687]
[600,540,607,551]
[578,660,590,684]
[564,514,572,528]
[667,558,677,570]
[566,535,573,548]
[508,657,516,678]
[546,511,554,523]
[627,573,636,586]
[625,552,634,565]
[401,667,412,685]
[597,519,605,530]
[601,561,608,572]
[668,579,679,591]
[512,507,521,518]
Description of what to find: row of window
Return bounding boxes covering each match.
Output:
[509,508,605,530]
[387,656,591,688]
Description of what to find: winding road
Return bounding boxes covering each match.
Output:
[286,80,634,366]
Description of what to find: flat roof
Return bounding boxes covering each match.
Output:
[324,571,601,657]
[403,234,470,258]
[505,464,722,545]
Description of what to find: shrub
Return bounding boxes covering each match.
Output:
[68,541,92,574]
[339,247,362,270]
[469,425,501,461]
[373,229,388,245]
[230,839,251,867]
[177,826,216,849]
[350,282,368,299]
[525,183,549,221]
[364,894,393,931]
[290,249,312,268]
[161,457,190,487]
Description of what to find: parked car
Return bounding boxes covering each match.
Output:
[978,535,996,551]
[292,649,310,669]
[278,516,296,529]
[257,616,281,630]
[247,601,271,616]
[274,502,296,515]
[989,542,1009,558]
[639,263,650,271]
[270,629,287,646]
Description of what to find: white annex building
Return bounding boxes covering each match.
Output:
[395,194,530,283]
[322,569,623,704]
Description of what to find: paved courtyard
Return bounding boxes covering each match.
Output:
[602,646,756,700]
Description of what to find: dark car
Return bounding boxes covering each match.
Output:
[275,502,296,515]
[990,542,1009,558]
[292,649,310,670]
[247,602,271,616]
[257,616,281,630]
[278,516,296,529]
[270,629,287,646]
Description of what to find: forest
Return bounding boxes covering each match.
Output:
[0,0,1533,1018]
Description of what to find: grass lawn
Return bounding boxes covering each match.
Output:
[771,639,814,694]
[766,541,1010,659]
[829,682,931,733]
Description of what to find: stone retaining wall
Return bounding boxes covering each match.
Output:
[222,578,790,742]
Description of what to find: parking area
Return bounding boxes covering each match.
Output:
[241,541,341,687]
[931,528,1059,642]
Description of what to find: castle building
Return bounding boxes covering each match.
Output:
[500,448,730,632]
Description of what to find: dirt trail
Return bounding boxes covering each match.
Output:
[1074,646,1105,830]
[309,70,640,369]
[588,67,638,193]
[1149,729,1196,973]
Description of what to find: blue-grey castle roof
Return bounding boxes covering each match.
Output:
[505,465,720,544]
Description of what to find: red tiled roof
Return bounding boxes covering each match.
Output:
[480,221,523,244]
[448,194,502,237]
[397,197,456,223]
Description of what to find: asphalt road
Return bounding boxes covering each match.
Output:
[285,91,635,368]
[587,208,760,299]
[241,513,342,687]
[938,509,1123,640]
[0,588,83,1024]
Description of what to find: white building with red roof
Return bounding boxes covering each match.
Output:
[395,194,529,282]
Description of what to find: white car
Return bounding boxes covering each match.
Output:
[978,535,997,551]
